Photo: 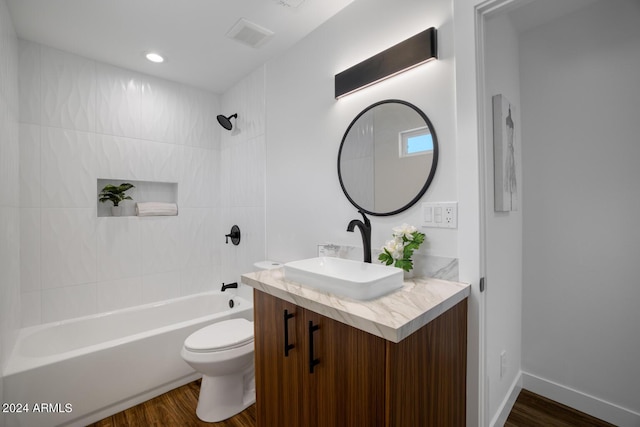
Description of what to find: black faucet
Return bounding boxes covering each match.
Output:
[347,210,372,263]
[221,282,238,292]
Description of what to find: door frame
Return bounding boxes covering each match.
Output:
[474,0,526,425]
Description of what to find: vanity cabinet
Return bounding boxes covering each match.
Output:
[253,289,467,427]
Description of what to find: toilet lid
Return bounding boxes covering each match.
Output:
[185,318,254,352]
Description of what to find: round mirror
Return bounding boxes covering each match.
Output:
[337,100,438,216]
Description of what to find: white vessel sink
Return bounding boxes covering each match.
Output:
[283,257,403,300]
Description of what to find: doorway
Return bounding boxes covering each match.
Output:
[477,0,640,425]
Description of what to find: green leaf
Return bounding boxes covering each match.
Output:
[411,232,425,245]
[100,184,118,192]
[394,259,413,272]
[405,241,420,251]
[378,251,394,265]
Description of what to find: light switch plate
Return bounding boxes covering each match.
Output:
[421,202,458,229]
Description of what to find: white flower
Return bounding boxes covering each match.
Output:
[392,223,417,240]
[382,237,404,260]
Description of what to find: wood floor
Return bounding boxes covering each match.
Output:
[505,389,616,427]
[90,382,614,426]
[87,380,255,427]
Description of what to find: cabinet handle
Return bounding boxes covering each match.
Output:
[283,309,295,357]
[308,320,320,374]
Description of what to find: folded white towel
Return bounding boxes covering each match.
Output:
[136,202,178,217]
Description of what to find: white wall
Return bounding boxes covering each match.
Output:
[265,0,458,265]
[520,0,640,418]
[0,0,19,420]
[18,41,223,325]
[484,13,523,425]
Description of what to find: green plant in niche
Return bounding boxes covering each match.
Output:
[98,183,135,207]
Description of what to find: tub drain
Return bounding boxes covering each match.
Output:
[228,299,235,309]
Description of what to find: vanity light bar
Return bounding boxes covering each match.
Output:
[334,27,437,99]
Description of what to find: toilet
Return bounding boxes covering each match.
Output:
[181,261,280,422]
[181,318,255,422]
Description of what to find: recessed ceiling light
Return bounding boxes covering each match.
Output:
[145,52,164,63]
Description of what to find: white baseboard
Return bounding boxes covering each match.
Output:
[521,372,640,427]
[490,372,523,427]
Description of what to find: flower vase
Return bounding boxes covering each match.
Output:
[111,206,122,217]
[403,269,414,280]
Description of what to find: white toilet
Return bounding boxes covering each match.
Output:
[181,318,255,422]
[181,261,280,422]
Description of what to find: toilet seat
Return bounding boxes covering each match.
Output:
[185,318,254,353]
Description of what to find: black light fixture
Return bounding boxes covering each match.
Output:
[217,113,238,131]
[334,27,437,99]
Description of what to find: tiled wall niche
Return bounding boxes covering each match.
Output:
[19,40,223,326]
[97,179,178,217]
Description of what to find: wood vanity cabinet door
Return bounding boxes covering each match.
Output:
[304,310,386,427]
[254,290,387,427]
[253,290,304,426]
[385,298,468,427]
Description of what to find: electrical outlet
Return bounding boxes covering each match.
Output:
[500,351,507,378]
[421,202,458,229]
[443,204,457,228]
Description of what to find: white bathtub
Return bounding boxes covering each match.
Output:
[2,291,252,427]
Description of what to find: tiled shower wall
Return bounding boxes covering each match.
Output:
[18,40,224,326]
[220,66,267,300]
[0,0,20,405]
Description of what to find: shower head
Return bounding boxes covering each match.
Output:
[217,113,238,131]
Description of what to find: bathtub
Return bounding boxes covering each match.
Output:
[2,291,252,427]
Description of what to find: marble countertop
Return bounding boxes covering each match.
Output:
[241,267,470,343]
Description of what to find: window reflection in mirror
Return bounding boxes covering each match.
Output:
[400,127,433,157]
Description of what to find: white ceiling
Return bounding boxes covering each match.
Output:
[6,0,354,93]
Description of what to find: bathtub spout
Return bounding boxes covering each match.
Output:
[222,282,238,292]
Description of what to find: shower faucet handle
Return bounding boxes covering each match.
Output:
[225,225,241,245]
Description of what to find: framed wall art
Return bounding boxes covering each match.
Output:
[492,94,518,212]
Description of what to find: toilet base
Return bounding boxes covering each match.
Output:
[195,368,255,422]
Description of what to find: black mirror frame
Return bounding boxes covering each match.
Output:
[337,99,439,216]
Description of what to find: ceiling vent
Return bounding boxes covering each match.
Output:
[226,18,274,48]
